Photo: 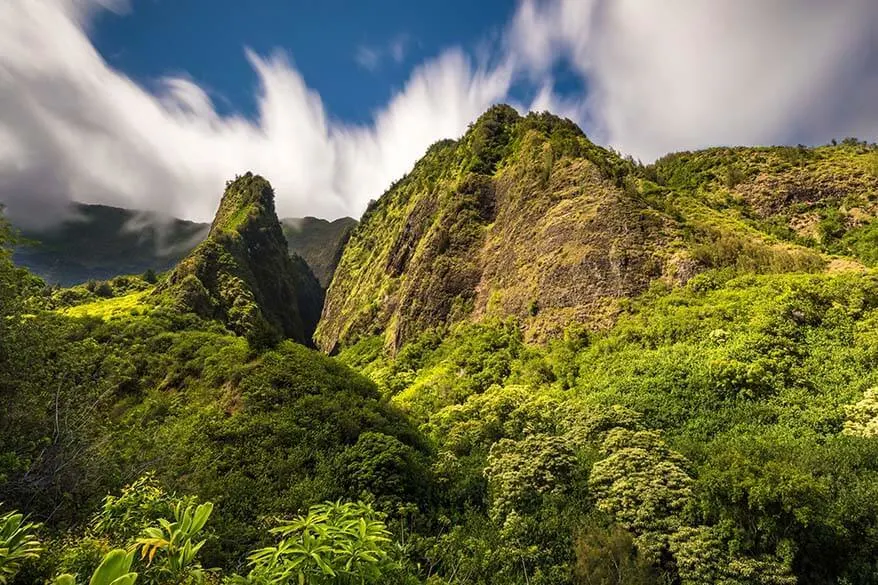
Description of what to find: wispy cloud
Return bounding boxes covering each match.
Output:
[354,46,381,71]
[389,35,408,64]
[1,0,877,229]
[510,0,878,160]
[354,34,410,72]
[0,2,509,227]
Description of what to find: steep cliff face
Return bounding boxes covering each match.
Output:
[317,106,870,354]
[316,106,679,352]
[282,216,357,287]
[159,173,322,345]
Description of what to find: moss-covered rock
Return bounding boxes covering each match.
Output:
[315,106,680,352]
[158,173,322,346]
[318,107,869,354]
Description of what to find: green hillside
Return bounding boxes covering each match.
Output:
[282,216,357,287]
[13,204,356,289]
[3,107,878,585]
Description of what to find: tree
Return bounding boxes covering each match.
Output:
[235,501,403,585]
[485,434,576,528]
[843,387,878,437]
[339,432,429,509]
[0,508,42,584]
[588,429,695,542]
[94,281,114,298]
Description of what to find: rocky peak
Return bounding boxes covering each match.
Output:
[159,173,322,347]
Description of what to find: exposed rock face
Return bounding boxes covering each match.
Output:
[315,106,677,353]
[160,173,322,346]
[282,217,357,288]
[318,106,870,354]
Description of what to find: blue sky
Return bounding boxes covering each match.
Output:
[91,0,519,123]
[0,0,876,226]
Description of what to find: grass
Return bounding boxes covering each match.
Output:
[60,290,152,320]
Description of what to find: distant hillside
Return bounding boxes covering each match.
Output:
[282,216,357,287]
[12,203,356,288]
[317,107,874,354]
[13,203,209,286]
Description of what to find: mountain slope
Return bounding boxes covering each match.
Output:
[317,106,636,351]
[158,172,322,345]
[318,107,873,354]
[652,141,878,264]
[282,217,357,287]
[12,203,209,285]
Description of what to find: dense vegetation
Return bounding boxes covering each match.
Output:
[338,268,878,584]
[5,106,878,584]
[282,217,357,288]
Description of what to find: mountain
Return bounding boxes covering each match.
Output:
[12,204,357,288]
[317,106,859,353]
[282,216,357,287]
[157,172,322,345]
[6,107,878,585]
[12,203,209,286]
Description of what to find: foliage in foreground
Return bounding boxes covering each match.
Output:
[0,511,42,584]
[1,479,411,585]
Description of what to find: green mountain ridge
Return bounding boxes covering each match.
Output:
[11,203,356,289]
[318,106,872,354]
[4,106,878,585]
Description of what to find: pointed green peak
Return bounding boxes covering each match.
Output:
[158,172,323,348]
[210,172,277,235]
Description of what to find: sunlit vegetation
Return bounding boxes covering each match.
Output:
[0,478,414,585]
[6,109,878,584]
[59,290,152,320]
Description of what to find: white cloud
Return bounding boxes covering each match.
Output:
[355,34,410,72]
[510,0,878,160]
[2,0,877,229]
[354,46,380,71]
[0,0,510,227]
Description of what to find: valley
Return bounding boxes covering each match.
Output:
[3,108,878,585]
